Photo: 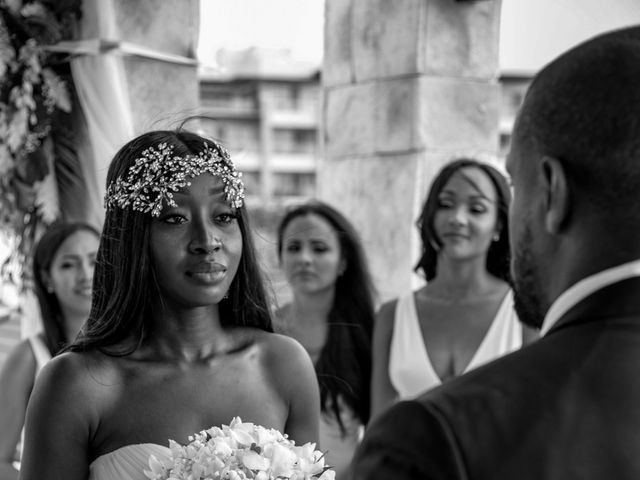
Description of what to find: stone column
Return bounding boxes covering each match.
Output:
[110,0,200,132]
[320,0,502,301]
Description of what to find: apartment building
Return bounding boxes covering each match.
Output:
[198,48,321,206]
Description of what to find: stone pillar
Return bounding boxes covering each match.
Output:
[110,0,200,132]
[320,0,502,301]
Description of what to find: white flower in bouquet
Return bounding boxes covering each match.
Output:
[144,417,335,480]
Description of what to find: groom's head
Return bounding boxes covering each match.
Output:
[507,27,640,329]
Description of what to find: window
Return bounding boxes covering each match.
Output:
[272,172,315,197]
[272,129,316,154]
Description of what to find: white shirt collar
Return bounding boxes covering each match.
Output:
[540,259,640,336]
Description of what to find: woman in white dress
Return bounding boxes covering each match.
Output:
[0,222,99,480]
[19,129,320,480]
[275,201,376,480]
[371,159,537,419]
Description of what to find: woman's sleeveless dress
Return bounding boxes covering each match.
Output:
[15,335,52,466]
[319,397,363,480]
[89,444,171,480]
[389,289,522,399]
[28,334,52,371]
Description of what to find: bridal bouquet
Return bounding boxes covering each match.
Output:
[144,417,335,480]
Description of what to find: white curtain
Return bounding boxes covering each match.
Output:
[70,0,134,220]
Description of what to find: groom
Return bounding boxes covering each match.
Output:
[352,26,640,479]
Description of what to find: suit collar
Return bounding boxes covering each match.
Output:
[546,275,640,335]
[541,259,640,336]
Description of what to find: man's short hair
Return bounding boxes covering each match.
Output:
[514,27,640,220]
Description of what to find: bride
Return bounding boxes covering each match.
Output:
[19,130,320,480]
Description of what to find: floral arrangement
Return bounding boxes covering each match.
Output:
[0,0,82,293]
[144,417,335,480]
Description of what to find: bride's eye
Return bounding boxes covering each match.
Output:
[215,213,237,225]
[161,213,188,225]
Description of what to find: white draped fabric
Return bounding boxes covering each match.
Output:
[70,0,135,224]
[71,53,134,217]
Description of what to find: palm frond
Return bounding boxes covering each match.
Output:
[51,115,90,222]
[33,138,60,224]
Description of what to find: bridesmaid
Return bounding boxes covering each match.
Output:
[0,222,99,480]
[371,158,537,419]
[275,201,376,479]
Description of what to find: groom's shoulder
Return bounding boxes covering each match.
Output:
[412,338,558,423]
[418,312,639,414]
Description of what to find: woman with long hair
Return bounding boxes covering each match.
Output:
[19,129,320,480]
[371,158,535,418]
[275,201,375,479]
[0,221,99,480]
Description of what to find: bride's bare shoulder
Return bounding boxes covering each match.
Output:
[35,350,123,400]
[251,329,308,357]
[248,330,319,407]
[26,350,124,438]
[238,329,314,379]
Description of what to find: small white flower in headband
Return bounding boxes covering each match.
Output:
[104,142,245,216]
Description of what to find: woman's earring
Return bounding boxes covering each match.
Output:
[493,232,500,242]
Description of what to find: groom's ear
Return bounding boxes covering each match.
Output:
[539,156,570,235]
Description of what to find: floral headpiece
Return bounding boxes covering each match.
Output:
[104,142,245,216]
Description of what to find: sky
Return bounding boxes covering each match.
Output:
[198,0,325,65]
[198,0,640,74]
[499,0,640,72]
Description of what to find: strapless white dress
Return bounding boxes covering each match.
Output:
[89,444,171,480]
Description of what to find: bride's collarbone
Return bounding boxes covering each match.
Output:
[114,333,261,367]
[84,353,265,401]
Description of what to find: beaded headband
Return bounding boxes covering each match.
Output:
[104,142,245,216]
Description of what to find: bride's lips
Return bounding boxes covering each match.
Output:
[186,262,227,284]
[188,262,226,274]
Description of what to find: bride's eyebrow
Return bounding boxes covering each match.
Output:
[207,184,225,196]
[172,184,226,197]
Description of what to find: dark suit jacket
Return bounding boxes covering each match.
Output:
[353,277,640,479]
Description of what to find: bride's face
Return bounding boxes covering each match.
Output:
[149,173,243,308]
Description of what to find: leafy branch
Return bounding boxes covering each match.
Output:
[0,0,82,292]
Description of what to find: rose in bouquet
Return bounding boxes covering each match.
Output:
[144,417,335,480]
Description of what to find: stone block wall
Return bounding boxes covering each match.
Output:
[321,0,502,302]
[113,0,200,132]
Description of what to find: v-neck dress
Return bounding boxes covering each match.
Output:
[388,290,522,400]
